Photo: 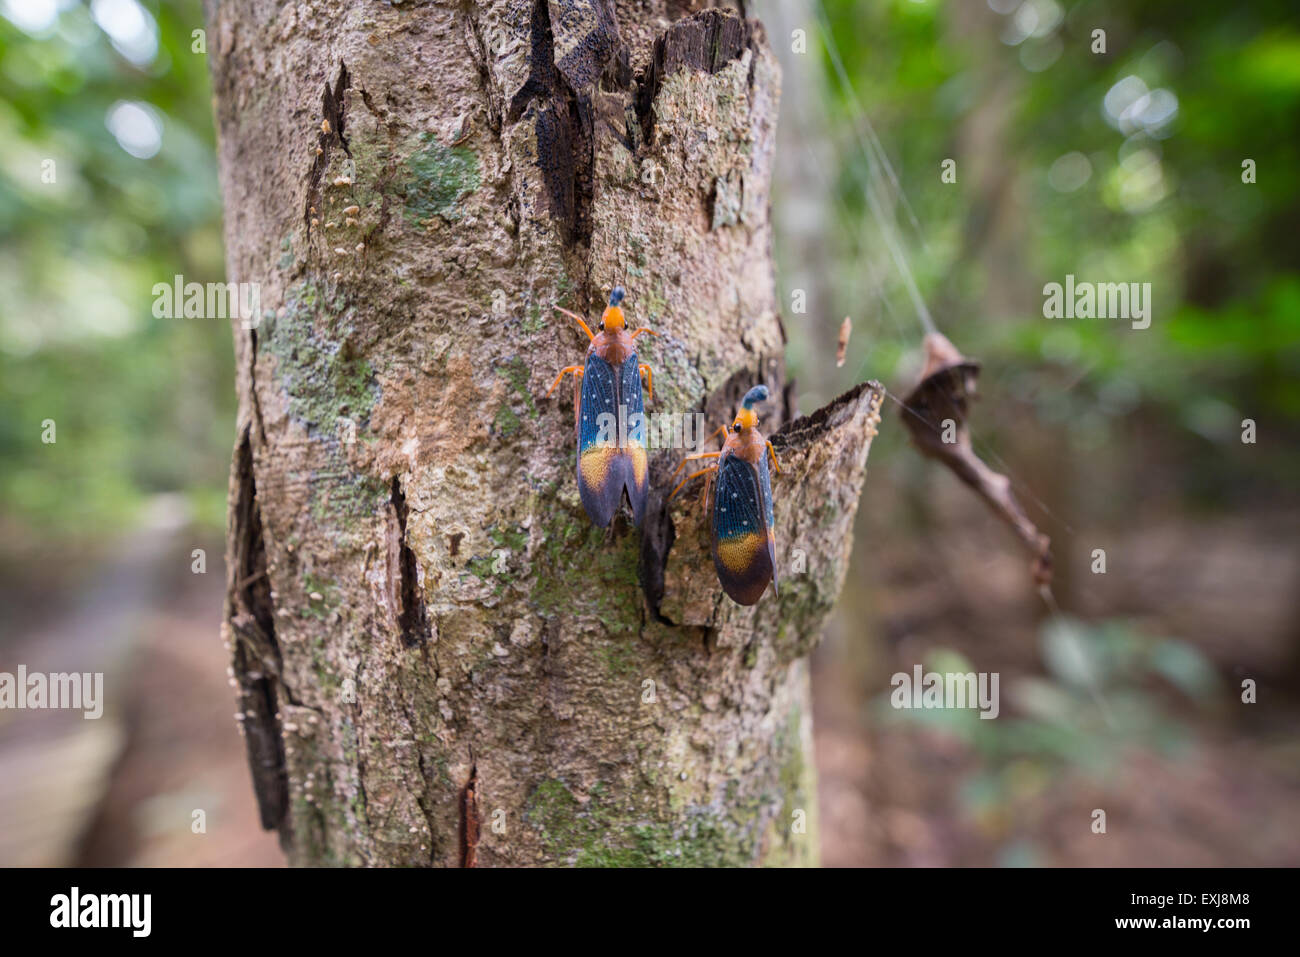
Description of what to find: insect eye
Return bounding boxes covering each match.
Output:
[598,321,604,330]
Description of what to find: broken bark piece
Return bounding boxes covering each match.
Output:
[901,331,1053,585]
[548,0,621,91]
[659,381,886,647]
[635,9,759,145]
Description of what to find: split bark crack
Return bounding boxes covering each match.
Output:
[304,62,351,235]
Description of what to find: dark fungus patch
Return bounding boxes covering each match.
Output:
[635,10,758,146]
[507,0,621,246]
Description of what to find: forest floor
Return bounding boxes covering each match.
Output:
[814,494,1300,867]
[73,555,283,867]
[812,643,1300,866]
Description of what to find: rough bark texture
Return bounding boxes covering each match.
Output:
[207,0,884,866]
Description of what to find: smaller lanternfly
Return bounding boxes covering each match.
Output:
[546,287,659,528]
[669,385,781,605]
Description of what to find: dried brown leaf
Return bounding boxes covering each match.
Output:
[901,332,1052,585]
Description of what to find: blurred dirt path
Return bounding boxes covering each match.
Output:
[0,497,188,865]
[0,496,281,866]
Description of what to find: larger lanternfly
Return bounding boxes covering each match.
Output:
[546,287,659,528]
[669,385,781,605]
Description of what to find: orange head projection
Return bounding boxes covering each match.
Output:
[599,286,626,333]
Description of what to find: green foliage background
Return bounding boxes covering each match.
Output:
[778,0,1299,508]
[0,0,229,547]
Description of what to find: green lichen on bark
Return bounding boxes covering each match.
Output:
[300,571,338,620]
[492,402,521,437]
[525,779,772,868]
[769,704,815,864]
[497,356,539,420]
[261,282,380,437]
[278,234,295,270]
[529,511,641,624]
[402,132,481,224]
[599,640,640,677]
[310,472,389,524]
[493,355,540,438]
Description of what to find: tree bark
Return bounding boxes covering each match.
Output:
[207,0,884,866]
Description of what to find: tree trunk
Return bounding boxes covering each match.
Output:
[207,0,884,867]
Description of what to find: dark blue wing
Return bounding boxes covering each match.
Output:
[578,353,617,455]
[617,353,648,526]
[576,350,648,528]
[756,453,777,594]
[710,452,776,604]
[577,353,623,526]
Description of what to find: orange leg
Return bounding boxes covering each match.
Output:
[684,423,727,457]
[572,371,583,429]
[766,441,781,474]
[668,464,718,502]
[670,450,720,482]
[630,327,659,341]
[546,365,584,396]
[554,305,595,342]
[639,363,655,400]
